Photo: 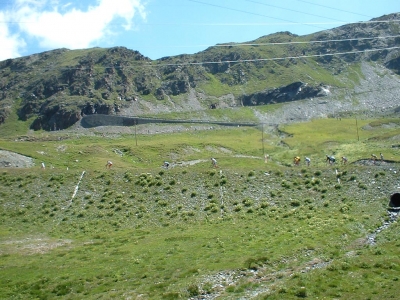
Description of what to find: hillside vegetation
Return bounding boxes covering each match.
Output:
[0,113,399,299]
[0,13,399,130]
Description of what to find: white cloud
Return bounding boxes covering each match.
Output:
[0,12,26,60]
[0,0,146,60]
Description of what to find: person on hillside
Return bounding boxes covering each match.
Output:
[326,155,335,165]
[106,160,113,169]
[305,157,311,166]
[211,157,218,168]
[380,153,384,161]
[293,156,301,166]
[41,162,45,169]
[371,154,377,164]
[341,156,348,164]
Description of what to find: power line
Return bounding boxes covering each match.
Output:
[152,46,400,67]
[0,19,397,26]
[213,35,400,47]
[138,20,398,26]
[296,0,374,18]
[187,0,329,31]
[245,0,346,23]
[185,0,398,33]
[0,18,399,26]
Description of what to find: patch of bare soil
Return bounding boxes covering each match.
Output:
[0,237,72,255]
[164,159,208,168]
[352,159,399,167]
[0,150,35,168]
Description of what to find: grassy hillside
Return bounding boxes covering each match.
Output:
[4,13,399,131]
[0,115,400,299]
[187,31,365,100]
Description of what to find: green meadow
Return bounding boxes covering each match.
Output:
[0,114,400,299]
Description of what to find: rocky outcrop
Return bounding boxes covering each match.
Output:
[30,105,81,131]
[28,101,123,130]
[385,56,400,74]
[241,82,330,106]
[81,102,121,115]
[310,13,400,66]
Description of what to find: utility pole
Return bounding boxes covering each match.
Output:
[135,119,138,146]
[355,117,360,141]
[262,123,265,156]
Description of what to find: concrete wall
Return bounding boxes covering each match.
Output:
[81,114,259,128]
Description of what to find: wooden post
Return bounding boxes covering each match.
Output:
[262,123,265,157]
[355,117,360,141]
[135,119,138,146]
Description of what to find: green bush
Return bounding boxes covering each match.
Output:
[295,287,307,298]
[290,200,301,207]
[234,205,242,212]
[187,284,199,297]
[242,198,253,207]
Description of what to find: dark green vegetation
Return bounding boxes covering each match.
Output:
[1,13,399,130]
[0,114,400,299]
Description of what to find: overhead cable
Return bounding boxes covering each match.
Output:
[187,0,328,31]
[153,46,400,67]
[295,0,374,18]
[213,35,400,47]
[245,0,346,23]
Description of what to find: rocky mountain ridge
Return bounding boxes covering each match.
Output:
[0,13,399,130]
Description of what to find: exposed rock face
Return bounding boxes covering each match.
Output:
[241,82,330,106]
[27,101,124,130]
[385,56,400,74]
[311,14,400,61]
[6,47,151,130]
[31,109,81,131]
[81,102,121,115]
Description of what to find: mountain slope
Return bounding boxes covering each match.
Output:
[0,13,399,131]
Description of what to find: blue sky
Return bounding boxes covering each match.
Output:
[0,0,399,61]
